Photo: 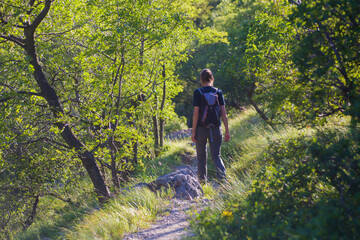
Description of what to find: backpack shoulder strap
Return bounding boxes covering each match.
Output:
[197,88,203,95]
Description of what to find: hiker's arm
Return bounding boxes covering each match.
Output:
[221,105,230,142]
[192,106,199,143]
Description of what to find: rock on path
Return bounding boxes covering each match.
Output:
[148,165,203,201]
[124,140,205,240]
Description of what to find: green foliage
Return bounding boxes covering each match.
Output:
[192,111,360,239]
[289,0,360,124]
[16,187,99,240]
[0,0,219,237]
[1,0,360,238]
[177,0,360,128]
[0,84,84,238]
[164,115,188,135]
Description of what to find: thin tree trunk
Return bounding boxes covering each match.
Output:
[110,148,120,191]
[109,51,125,189]
[159,65,166,148]
[23,196,39,229]
[133,37,146,164]
[153,95,160,157]
[248,82,277,131]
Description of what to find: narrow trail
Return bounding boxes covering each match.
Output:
[123,198,208,240]
[124,130,207,240]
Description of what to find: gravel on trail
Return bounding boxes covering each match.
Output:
[123,198,209,240]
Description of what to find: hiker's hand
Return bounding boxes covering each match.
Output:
[191,132,197,143]
[224,131,230,142]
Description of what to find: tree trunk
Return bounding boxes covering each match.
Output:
[22,7,110,201]
[153,115,160,157]
[133,37,146,163]
[133,138,138,165]
[159,65,166,148]
[111,152,121,191]
[153,95,160,157]
[23,196,39,229]
[247,82,277,131]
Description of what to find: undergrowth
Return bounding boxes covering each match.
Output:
[16,135,192,240]
[132,138,196,183]
[191,109,360,239]
[64,188,171,240]
[16,108,360,240]
[17,187,172,240]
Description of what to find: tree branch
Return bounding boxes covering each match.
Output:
[43,137,70,150]
[36,24,84,42]
[0,90,42,103]
[0,97,12,103]
[17,91,43,96]
[0,35,25,47]
[44,193,79,206]
[288,0,302,5]
[247,81,277,131]
[28,0,51,33]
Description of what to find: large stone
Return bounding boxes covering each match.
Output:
[148,165,203,200]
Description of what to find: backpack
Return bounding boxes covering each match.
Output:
[198,88,221,128]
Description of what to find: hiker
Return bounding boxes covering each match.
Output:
[191,68,230,183]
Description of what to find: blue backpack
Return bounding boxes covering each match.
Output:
[198,88,221,128]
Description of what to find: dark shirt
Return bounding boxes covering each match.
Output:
[193,86,225,127]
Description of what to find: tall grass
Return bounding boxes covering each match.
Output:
[191,108,359,239]
[15,178,99,240]
[64,188,171,240]
[61,139,193,239]
[17,136,191,239]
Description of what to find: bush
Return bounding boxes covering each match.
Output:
[164,116,188,135]
[192,128,360,239]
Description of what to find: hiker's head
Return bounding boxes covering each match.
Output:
[200,68,214,86]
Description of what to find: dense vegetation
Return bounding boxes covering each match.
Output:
[193,110,360,239]
[0,0,359,239]
[187,1,360,239]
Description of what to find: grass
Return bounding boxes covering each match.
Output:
[17,108,355,240]
[16,132,195,240]
[17,186,172,240]
[190,108,360,239]
[15,178,99,240]
[132,138,196,183]
[64,188,171,240]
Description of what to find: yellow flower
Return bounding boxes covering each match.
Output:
[221,210,233,218]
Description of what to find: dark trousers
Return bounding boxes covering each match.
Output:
[195,126,226,182]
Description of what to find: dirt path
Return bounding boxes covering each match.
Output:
[123,198,208,240]
[124,132,204,240]
[124,155,209,240]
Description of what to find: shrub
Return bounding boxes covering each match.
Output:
[192,128,360,239]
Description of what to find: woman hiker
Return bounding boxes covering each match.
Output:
[191,68,230,183]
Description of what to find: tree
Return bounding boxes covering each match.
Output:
[0,0,210,236]
[289,0,360,125]
[0,0,111,200]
